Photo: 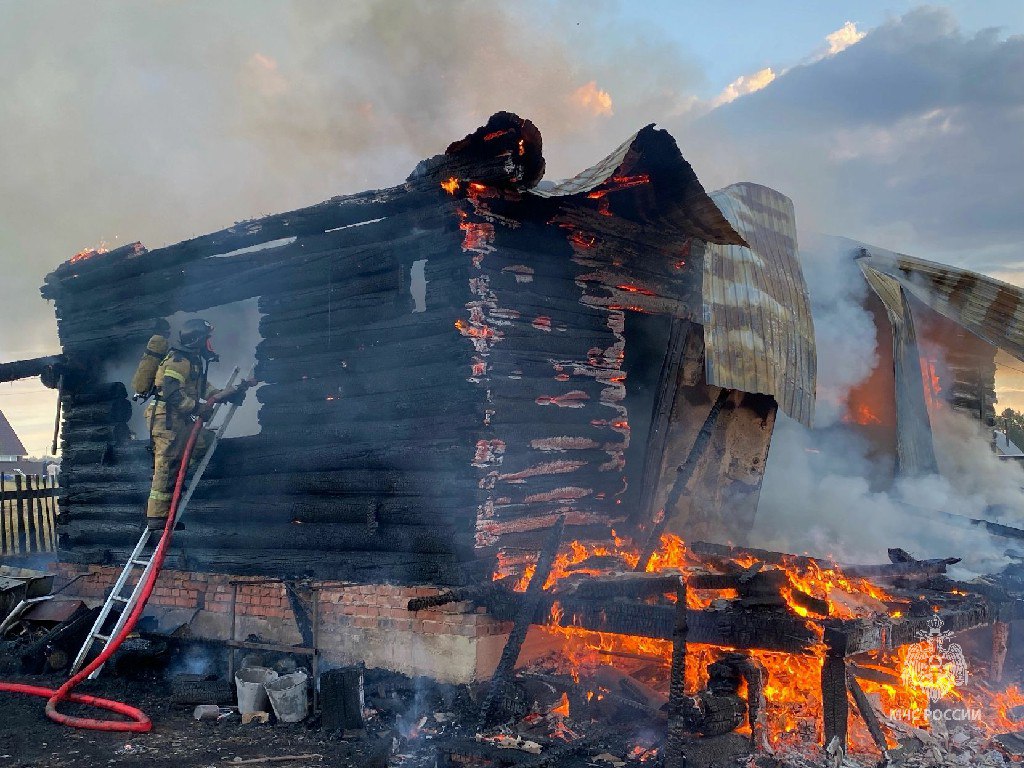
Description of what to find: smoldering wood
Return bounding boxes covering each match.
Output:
[846,671,889,759]
[478,515,565,729]
[636,389,732,571]
[820,650,848,751]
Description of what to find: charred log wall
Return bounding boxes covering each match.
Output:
[44,113,750,585]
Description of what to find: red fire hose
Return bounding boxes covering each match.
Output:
[0,419,203,732]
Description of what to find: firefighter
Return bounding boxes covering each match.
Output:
[143,318,251,531]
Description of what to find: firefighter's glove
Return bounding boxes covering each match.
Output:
[196,402,216,421]
[219,386,248,406]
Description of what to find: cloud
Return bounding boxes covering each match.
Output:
[571,81,614,116]
[824,21,866,57]
[710,67,776,107]
[678,7,1024,264]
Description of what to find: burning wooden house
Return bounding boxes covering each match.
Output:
[10,112,1024,765]
[21,109,817,672]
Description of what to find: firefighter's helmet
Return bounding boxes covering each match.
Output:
[179,318,214,352]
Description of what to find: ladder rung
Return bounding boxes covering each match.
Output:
[131,559,150,566]
[93,633,110,642]
[111,595,129,603]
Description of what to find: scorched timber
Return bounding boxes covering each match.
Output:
[45,111,766,585]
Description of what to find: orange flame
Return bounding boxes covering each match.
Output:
[441,177,460,195]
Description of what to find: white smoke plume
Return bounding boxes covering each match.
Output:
[751,234,1024,577]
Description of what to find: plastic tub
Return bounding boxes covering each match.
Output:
[234,667,278,714]
[264,671,309,723]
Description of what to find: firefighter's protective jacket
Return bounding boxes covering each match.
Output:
[144,349,220,427]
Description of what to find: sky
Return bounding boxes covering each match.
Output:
[0,1,1022,454]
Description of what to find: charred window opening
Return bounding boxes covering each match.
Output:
[410,259,427,313]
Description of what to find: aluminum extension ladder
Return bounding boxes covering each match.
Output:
[69,369,243,678]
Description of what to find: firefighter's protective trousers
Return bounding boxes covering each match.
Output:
[144,351,219,522]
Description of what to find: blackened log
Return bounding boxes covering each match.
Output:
[664,580,689,768]
[89,546,476,585]
[820,650,848,751]
[62,520,471,556]
[42,187,418,297]
[0,355,65,384]
[68,382,129,405]
[63,399,132,426]
[478,515,565,729]
[537,596,821,653]
[848,663,901,687]
[413,111,544,191]
[561,573,682,601]
[207,438,471,477]
[690,541,821,570]
[59,441,115,466]
[846,672,888,759]
[841,558,960,579]
[406,584,509,612]
[993,621,1011,683]
[196,469,478,498]
[61,423,131,444]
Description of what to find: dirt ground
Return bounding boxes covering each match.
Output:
[0,674,393,768]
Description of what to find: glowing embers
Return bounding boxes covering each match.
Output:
[440,177,460,195]
[69,245,109,264]
[460,220,496,261]
[844,404,883,426]
[921,357,943,412]
[586,174,651,199]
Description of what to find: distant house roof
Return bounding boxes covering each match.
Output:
[0,410,27,457]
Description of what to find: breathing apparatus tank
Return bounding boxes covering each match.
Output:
[131,319,171,399]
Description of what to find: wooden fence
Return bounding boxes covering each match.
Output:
[0,474,59,556]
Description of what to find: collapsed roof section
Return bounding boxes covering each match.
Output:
[704,183,816,427]
[856,245,1024,478]
[858,248,1024,362]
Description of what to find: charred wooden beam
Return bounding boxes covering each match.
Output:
[664,579,689,768]
[820,648,848,753]
[843,558,961,579]
[993,621,1011,683]
[636,388,731,571]
[0,355,65,385]
[478,515,564,729]
[847,672,889,761]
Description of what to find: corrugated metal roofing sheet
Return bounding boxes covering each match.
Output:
[702,183,816,427]
[531,129,641,198]
[859,263,939,476]
[858,248,1024,362]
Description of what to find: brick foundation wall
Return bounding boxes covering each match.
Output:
[54,562,512,683]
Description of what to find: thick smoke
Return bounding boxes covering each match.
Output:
[751,234,1024,577]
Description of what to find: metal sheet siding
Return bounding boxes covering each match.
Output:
[858,249,1024,362]
[702,183,816,427]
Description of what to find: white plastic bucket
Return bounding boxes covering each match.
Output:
[264,671,309,723]
[235,667,278,714]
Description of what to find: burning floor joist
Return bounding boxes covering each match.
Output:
[6,110,1024,767]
